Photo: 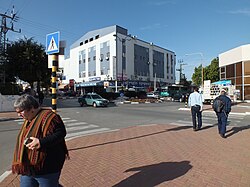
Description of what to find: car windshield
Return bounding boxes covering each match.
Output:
[91,95,102,99]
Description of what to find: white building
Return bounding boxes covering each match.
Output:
[61,25,176,92]
[219,44,250,100]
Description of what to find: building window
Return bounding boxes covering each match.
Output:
[106,52,110,60]
[226,64,234,78]
[244,61,250,76]
[80,42,83,46]
[93,56,96,61]
[95,35,99,39]
[100,54,104,61]
[90,38,93,42]
[85,40,88,44]
[88,57,91,62]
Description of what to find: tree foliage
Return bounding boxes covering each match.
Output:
[6,38,51,91]
[192,64,202,86]
[192,57,219,86]
[203,57,219,82]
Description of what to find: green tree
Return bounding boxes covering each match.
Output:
[192,64,202,86]
[6,37,51,92]
[192,57,220,86]
[203,57,219,82]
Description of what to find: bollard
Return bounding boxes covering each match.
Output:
[51,54,58,112]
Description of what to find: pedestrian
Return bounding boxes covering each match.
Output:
[12,94,69,187]
[188,86,203,131]
[214,89,231,138]
[38,91,44,105]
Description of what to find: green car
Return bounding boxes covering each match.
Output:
[159,89,170,97]
[78,93,109,107]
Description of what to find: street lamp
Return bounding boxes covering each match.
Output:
[113,34,131,91]
[185,52,204,86]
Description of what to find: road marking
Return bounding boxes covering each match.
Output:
[66,124,99,132]
[14,119,24,122]
[0,171,11,183]
[63,119,78,123]
[61,117,71,120]
[65,122,88,126]
[170,120,214,127]
[66,128,111,139]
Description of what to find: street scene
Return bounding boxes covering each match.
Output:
[1,0,250,186]
[1,98,250,186]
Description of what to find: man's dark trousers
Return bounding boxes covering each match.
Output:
[191,105,202,130]
[216,112,227,135]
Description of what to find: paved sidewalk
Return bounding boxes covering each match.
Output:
[1,123,250,186]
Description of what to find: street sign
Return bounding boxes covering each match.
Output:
[46,31,60,55]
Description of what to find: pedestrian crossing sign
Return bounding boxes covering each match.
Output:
[46,31,60,55]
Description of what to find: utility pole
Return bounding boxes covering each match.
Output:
[0,5,21,84]
[176,59,187,84]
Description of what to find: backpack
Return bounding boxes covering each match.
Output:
[212,97,224,113]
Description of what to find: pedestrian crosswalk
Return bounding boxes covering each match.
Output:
[14,117,116,140]
[170,111,246,127]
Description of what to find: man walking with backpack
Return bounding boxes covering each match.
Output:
[213,89,231,138]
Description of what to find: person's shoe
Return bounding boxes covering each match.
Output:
[193,128,197,131]
[197,127,201,131]
[220,134,226,138]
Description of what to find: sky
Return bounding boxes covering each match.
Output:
[1,0,250,80]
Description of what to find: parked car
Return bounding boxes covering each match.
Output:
[78,93,109,107]
[146,91,160,99]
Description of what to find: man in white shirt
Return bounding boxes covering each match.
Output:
[188,86,203,131]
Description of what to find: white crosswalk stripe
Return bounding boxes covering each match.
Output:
[202,111,245,120]
[14,118,114,140]
[65,122,88,126]
[65,128,111,139]
[170,120,214,127]
[66,124,99,132]
[63,119,78,123]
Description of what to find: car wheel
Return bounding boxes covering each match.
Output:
[93,102,97,107]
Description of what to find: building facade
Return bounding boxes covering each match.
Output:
[219,44,250,100]
[61,25,176,92]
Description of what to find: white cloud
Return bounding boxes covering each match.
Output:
[228,9,250,16]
